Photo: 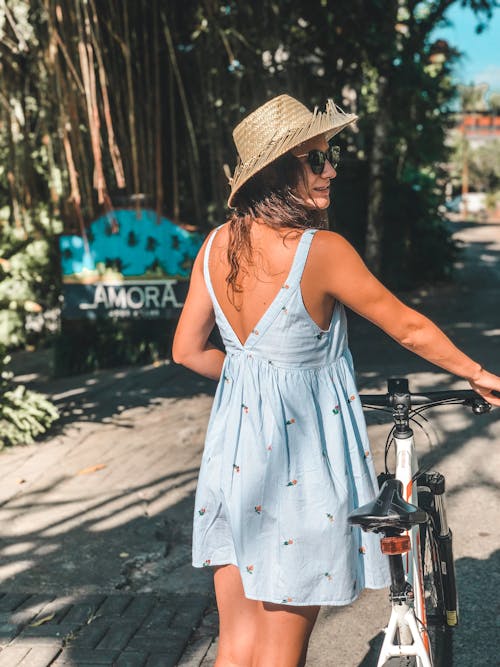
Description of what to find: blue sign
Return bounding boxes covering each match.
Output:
[60,209,204,320]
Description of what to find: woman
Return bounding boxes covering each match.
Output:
[173,95,500,667]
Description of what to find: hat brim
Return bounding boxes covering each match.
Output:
[227,100,358,209]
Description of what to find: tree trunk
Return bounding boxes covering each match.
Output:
[364,74,391,275]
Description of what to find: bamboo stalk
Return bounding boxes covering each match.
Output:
[168,60,179,222]
[100,11,131,193]
[78,38,106,204]
[62,123,90,255]
[162,9,201,222]
[138,8,149,200]
[153,0,163,222]
[123,2,141,201]
[161,13,199,167]
[88,0,125,189]
[53,29,85,95]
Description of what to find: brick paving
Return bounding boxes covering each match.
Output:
[0,591,211,666]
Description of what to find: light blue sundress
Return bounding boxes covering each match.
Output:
[192,226,390,606]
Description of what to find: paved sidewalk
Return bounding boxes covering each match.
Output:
[0,359,218,666]
[0,219,498,666]
[0,591,210,666]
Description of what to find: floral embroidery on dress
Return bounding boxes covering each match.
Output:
[315,332,325,340]
[332,405,340,415]
[281,597,293,603]
[283,538,294,545]
[282,283,290,290]
[223,375,231,383]
[233,464,240,473]
[364,450,370,459]
[281,306,288,314]
[287,479,298,487]
[241,403,249,413]
[359,546,366,554]
[348,395,356,402]
[324,572,332,581]
[203,559,211,567]
[246,565,254,574]
[267,444,272,451]
[326,513,334,523]
[198,507,206,516]
[285,418,295,426]
[254,505,262,514]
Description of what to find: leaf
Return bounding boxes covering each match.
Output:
[30,613,55,627]
[77,464,107,475]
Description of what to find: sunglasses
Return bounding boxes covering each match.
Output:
[295,145,340,174]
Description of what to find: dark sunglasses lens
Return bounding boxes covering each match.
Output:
[327,145,340,169]
[308,150,326,174]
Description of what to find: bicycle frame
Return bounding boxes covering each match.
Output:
[356,379,493,667]
[377,431,432,667]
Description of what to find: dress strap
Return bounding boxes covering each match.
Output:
[285,228,318,291]
[203,225,224,304]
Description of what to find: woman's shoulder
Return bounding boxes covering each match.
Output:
[311,229,357,258]
[196,222,230,255]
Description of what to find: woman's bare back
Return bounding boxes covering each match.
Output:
[207,222,335,345]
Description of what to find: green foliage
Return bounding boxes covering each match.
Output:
[448,133,500,195]
[0,205,63,347]
[0,346,59,448]
[383,173,460,288]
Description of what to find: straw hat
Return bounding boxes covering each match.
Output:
[227,94,358,208]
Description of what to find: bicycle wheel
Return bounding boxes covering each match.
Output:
[419,516,453,666]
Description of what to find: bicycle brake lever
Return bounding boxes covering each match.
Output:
[470,389,500,413]
[467,395,492,414]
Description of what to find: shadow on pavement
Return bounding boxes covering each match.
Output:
[0,468,213,664]
[12,358,217,435]
[0,466,205,592]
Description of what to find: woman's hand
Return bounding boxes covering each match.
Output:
[468,368,500,407]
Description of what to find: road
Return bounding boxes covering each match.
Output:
[3,219,499,666]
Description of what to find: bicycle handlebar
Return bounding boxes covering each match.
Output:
[359,380,499,411]
[360,389,479,407]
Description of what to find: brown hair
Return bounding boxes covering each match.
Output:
[226,152,327,304]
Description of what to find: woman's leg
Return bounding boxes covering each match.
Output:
[214,564,259,666]
[213,564,320,667]
[252,601,320,667]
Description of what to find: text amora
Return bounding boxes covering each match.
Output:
[80,281,183,311]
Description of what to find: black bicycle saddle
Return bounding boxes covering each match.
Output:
[348,479,428,533]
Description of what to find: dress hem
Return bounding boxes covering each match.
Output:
[192,560,389,607]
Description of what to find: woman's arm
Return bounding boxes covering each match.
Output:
[172,239,225,380]
[313,231,500,406]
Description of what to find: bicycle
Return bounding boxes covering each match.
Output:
[348,377,497,667]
